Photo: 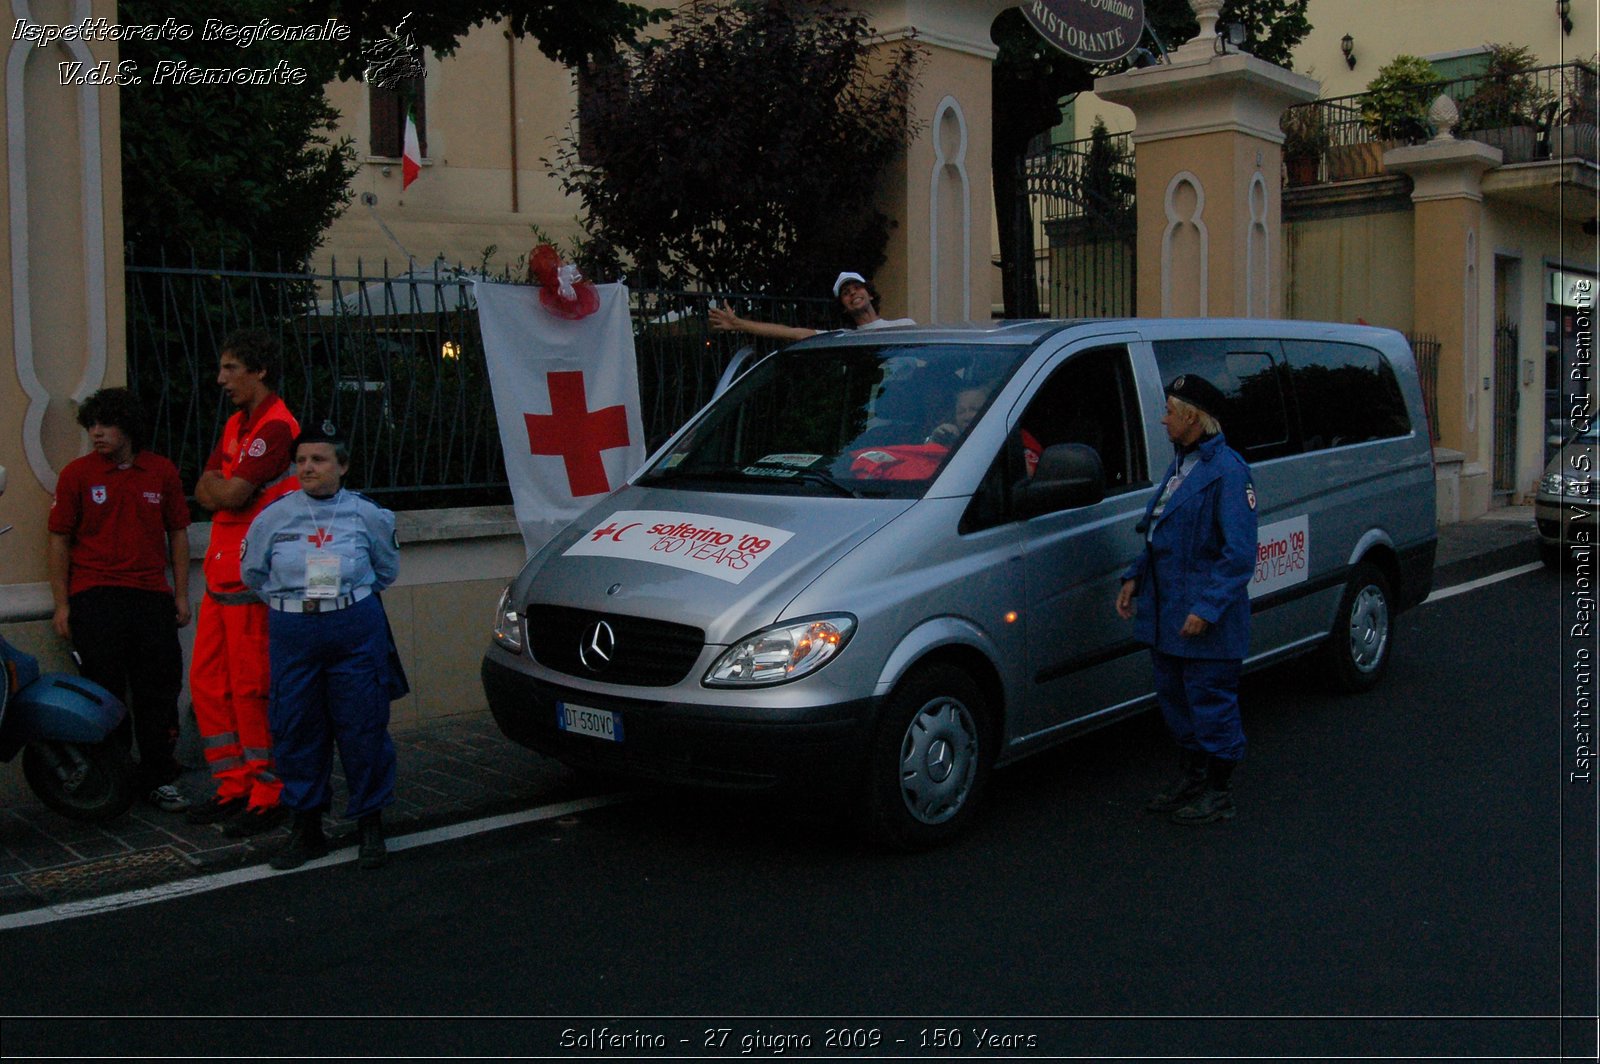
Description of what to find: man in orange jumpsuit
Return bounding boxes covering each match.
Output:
[184,330,301,835]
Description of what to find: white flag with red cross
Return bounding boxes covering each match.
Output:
[474,281,646,556]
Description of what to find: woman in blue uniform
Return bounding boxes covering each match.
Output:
[1116,375,1257,824]
[241,424,401,869]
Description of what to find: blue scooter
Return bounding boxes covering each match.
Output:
[0,464,136,822]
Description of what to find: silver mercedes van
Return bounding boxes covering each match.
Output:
[482,319,1436,848]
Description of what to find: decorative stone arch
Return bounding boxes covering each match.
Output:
[928,95,971,323]
[1161,171,1207,317]
[1245,171,1270,318]
[8,0,110,492]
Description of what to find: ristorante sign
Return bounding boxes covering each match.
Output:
[1021,0,1145,64]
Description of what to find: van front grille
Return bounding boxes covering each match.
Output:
[522,604,705,687]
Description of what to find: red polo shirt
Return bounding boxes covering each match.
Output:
[49,450,190,596]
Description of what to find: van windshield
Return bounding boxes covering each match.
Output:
[641,342,1031,498]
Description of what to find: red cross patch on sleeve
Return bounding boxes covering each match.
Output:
[1245,484,1257,510]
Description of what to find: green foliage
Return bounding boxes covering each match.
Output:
[1280,103,1331,159]
[1458,43,1555,130]
[1360,55,1445,142]
[1564,56,1600,126]
[549,1,924,293]
[119,0,357,268]
[1079,119,1135,226]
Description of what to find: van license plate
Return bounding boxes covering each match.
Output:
[556,702,623,743]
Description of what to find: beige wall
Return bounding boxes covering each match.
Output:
[316,29,591,274]
[0,0,126,595]
[1284,207,1416,330]
[1291,0,1595,99]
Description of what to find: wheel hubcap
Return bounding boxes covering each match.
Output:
[898,697,978,825]
[1348,585,1389,672]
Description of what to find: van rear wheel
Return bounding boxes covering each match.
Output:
[1322,561,1392,693]
[863,664,991,851]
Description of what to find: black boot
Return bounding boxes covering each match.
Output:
[1146,748,1207,813]
[269,811,328,870]
[1171,757,1238,825]
[358,812,387,869]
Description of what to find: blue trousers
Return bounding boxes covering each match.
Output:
[1151,651,1246,762]
[267,594,396,818]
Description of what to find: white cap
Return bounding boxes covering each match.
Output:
[832,271,867,297]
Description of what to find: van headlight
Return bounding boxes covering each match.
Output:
[492,586,524,654]
[704,616,856,687]
[1542,472,1594,498]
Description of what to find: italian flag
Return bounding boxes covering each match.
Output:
[401,109,421,190]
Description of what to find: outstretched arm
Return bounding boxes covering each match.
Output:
[709,301,817,343]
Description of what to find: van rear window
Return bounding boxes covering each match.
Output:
[1283,341,1412,449]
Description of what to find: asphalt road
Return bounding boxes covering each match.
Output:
[1,566,1591,1060]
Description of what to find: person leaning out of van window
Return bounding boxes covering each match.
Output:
[1115,375,1257,825]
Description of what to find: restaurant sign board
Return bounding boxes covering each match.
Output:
[1021,0,1145,65]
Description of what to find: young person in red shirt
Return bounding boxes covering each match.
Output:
[185,330,300,835]
[48,388,192,811]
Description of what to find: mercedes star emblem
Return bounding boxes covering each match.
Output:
[578,620,617,672]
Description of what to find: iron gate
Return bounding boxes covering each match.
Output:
[1493,317,1519,496]
[1015,130,1137,319]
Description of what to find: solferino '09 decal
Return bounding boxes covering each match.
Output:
[1249,515,1309,599]
[562,510,795,585]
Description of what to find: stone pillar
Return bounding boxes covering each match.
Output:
[1,0,126,624]
[1094,6,1317,319]
[1385,122,1501,519]
[865,2,1001,325]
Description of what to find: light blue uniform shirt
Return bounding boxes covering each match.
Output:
[241,488,399,600]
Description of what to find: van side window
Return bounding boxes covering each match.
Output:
[1152,340,1296,461]
[1284,341,1412,449]
[1017,345,1147,493]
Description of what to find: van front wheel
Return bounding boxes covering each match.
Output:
[1322,562,1392,693]
[863,664,991,851]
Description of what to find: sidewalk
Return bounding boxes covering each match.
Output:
[0,507,1540,916]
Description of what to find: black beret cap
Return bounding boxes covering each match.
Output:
[293,419,344,450]
[1164,374,1227,420]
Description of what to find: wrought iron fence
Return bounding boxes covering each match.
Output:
[1281,59,1597,186]
[125,253,834,510]
[1017,130,1137,318]
[1406,332,1442,442]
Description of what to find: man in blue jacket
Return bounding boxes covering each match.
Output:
[1116,375,1257,824]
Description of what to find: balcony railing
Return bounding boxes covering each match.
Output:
[1282,60,1598,186]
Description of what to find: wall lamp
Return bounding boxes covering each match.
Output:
[1558,0,1573,35]
[1214,20,1247,55]
[1340,34,1356,70]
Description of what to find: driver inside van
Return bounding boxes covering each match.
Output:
[850,381,1041,480]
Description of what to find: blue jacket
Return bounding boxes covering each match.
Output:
[1122,432,1257,659]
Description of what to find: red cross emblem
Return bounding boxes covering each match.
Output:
[524,371,630,497]
[307,528,333,547]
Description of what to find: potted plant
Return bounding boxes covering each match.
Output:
[1555,56,1598,162]
[1280,103,1330,186]
[1457,43,1556,163]
[1360,54,1445,144]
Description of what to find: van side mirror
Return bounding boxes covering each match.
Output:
[1015,443,1105,518]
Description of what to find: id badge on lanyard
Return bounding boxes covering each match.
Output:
[300,490,346,599]
[305,551,340,598]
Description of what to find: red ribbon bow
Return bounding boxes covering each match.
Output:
[529,244,599,320]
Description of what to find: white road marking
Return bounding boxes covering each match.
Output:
[0,792,634,931]
[1426,561,1544,602]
